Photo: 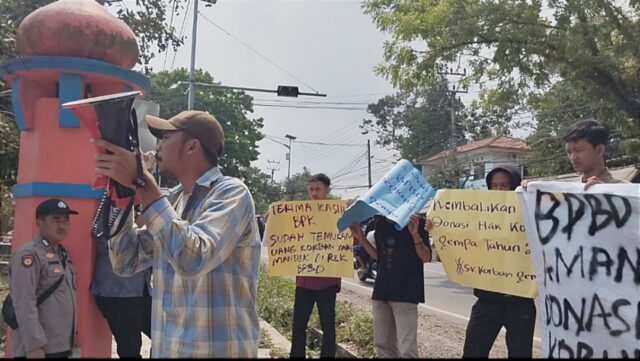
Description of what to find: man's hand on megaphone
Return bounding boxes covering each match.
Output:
[92,138,140,189]
[92,139,162,209]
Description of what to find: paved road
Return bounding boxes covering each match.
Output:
[344,261,477,325]
[342,259,542,344]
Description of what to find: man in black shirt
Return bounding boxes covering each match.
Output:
[350,214,431,358]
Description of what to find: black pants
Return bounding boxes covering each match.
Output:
[290,286,338,358]
[462,297,536,358]
[95,292,152,358]
[15,350,71,358]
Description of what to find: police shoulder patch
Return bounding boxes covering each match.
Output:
[21,255,34,268]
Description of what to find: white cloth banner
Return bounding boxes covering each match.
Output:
[518,182,640,358]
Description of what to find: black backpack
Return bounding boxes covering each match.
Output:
[2,275,64,329]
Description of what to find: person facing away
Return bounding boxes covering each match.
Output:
[350,213,431,358]
[91,110,261,358]
[10,199,79,358]
[90,206,152,358]
[290,173,340,358]
[462,166,537,358]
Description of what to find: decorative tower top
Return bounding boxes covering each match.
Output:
[17,0,139,68]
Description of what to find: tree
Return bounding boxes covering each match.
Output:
[147,68,264,183]
[461,88,516,141]
[281,167,314,201]
[0,112,18,184]
[363,0,640,129]
[279,168,340,201]
[525,79,639,176]
[361,81,465,162]
[0,0,185,70]
[240,166,283,215]
[0,182,14,234]
[426,154,469,189]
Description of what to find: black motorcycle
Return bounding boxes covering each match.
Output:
[353,244,377,282]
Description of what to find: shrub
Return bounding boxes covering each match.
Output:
[257,265,376,358]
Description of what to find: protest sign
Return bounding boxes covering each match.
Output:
[428,189,537,298]
[518,182,640,358]
[337,159,435,232]
[265,199,353,277]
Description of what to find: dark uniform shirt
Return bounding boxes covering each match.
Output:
[369,217,430,304]
[9,236,76,357]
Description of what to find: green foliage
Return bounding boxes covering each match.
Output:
[363,0,640,128]
[308,300,377,358]
[462,89,516,141]
[241,166,283,216]
[147,68,264,182]
[257,265,298,341]
[256,265,377,358]
[279,168,339,201]
[0,184,13,234]
[0,112,18,184]
[362,81,466,162]
[281,167,313,201]
[525,80,639,176]
[426,154,468,189]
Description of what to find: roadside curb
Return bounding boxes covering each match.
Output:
[260,318,291,356]
[308,327,358,358]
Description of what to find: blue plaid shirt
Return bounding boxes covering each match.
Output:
[109,167,261,358]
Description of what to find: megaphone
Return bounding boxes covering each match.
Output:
[62,91,146,239]
[62,91,142,203]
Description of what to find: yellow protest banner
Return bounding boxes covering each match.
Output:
[429,190,538,298]
[265,200,353,277]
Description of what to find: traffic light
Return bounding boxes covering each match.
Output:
[277,85,299,97]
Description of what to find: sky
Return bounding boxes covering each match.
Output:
[144,0,400,199]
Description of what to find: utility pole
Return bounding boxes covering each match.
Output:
[187,0,217,110]
[438,66,468,187]
[438,68,467,154]
[367,139,372,188]
[267,160,280,186]
[187,0,199,110]
[285,134,296,200]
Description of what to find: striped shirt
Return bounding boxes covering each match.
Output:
[109,167,261,358]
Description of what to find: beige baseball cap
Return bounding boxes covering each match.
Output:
[145,110,225,157]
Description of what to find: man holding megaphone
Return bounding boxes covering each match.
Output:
[91,110,261,358]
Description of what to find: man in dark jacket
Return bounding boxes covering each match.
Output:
[463,166,536,358]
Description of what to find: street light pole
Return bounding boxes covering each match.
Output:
[285,134,296,199]
[187,0,199,110]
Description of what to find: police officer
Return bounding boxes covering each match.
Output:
[9,199,78,358]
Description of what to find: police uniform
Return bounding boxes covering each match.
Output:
[9,236,77,357]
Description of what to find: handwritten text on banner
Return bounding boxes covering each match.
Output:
[429,190,537,298]
[337,159,435,232]
[518,182,640,359]
[266,200,353,277]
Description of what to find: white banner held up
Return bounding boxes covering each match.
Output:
[518,182,640,358]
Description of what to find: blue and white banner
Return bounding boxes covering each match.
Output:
[337,159,435,232]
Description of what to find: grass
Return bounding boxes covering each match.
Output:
[0,287,8,357]
[257,265,376,358]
